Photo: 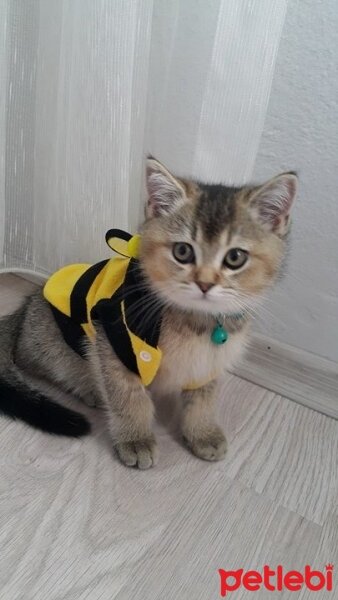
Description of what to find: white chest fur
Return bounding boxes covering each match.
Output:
[149,322,249,397]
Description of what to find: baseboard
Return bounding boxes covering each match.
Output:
[0,269,46,285]
[232,333,338,420]
[17,272,45,285]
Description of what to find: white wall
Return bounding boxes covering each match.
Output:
[254,0,338,362]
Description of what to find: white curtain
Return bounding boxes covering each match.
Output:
[0,0,287,277]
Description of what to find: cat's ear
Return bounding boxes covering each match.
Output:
[249,172,298,235]
[146,157,186,217]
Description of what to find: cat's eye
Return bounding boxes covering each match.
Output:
[223,248,248,270]
[172,242,195,264]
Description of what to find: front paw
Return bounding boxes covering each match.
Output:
[184,426,227,462]
[114,435,158,470]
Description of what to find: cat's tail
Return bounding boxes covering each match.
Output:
[0,310,90,437]
[0,378,90,436]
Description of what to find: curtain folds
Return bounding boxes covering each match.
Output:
[0,0,287,276]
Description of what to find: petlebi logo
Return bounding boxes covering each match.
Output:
[218,564,334,596]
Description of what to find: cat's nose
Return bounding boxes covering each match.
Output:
[196,281,214,294]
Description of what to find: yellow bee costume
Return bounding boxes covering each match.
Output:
[44,230,163,386]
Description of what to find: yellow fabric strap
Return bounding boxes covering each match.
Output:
[106,233,141,258]
[121,301,162,387]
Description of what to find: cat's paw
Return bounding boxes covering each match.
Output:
[184,427,227,462]
[114,435,158,470]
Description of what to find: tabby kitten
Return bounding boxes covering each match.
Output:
[0,158,297,469]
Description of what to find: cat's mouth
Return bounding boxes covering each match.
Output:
[154,281,248,316]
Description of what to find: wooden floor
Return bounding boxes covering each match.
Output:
[0,274,337,599]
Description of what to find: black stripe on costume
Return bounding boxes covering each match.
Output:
[123,260,163,348]
[105,229,132,245]
[91,293,139,376]
[49,304,87,358]
[70,259,109,324]
[90,259,163,380]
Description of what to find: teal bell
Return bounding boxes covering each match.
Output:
[211,324,228,345]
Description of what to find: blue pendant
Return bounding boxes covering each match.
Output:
[211,323,228,345]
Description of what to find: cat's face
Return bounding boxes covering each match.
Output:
[140,158,297,316]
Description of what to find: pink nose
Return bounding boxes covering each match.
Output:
[196,281,214,294]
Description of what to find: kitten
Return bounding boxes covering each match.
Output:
[0,158,297,469]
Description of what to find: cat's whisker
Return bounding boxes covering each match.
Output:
[234,295,289,329]
[127,295,165,323]
[122,293,169,332]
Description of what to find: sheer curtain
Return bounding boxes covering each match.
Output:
[0,0,287,277]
